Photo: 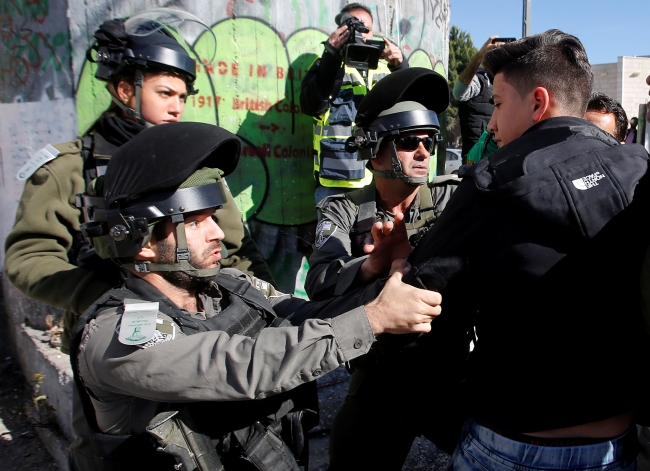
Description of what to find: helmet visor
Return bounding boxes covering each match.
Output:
[125,8,216,66]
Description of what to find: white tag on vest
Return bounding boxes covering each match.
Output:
[16,144,61,181]
[118,300,159,346]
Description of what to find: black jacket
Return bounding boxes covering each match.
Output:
[458,70,493,158]
[407,117,650,432]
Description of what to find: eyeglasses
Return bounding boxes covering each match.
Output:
[391,135,435,153]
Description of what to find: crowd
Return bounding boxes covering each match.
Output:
[4,4,650,471]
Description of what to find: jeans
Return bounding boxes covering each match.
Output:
[449,420,637,471]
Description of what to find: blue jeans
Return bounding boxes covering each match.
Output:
[449,420,637,471]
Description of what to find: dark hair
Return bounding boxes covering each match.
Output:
[110,68,189,90]
[341,3,373,21]
[586,92,628,141]
[483,29,593,117]
[630,117,638,125]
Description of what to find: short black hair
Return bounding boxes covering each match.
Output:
[483,29,593,117]
[586,92,628,141]
[341,3,373,21]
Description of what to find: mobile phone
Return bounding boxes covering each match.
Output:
[492,38,516,44]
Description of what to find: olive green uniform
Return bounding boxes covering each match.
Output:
[5,140,275,354]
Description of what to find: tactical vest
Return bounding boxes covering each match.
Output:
[69,275,318,471]
[458,70,494,158]
[344,182,436,256]
[313,63,390,189]
[69,132,125,286]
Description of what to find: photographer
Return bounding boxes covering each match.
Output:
[301,3,408,205]
[452,35,499,163]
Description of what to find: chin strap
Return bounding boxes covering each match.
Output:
[367,141,429,186]
[106,70,155,128]
[121,216,221,277]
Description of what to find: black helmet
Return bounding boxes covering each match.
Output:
[80,122,240,279]
[347,68,449,185]
[87,9,216,125]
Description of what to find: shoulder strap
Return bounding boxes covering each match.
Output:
[406,185,436,231]
[214,274,277,323]
[347,183,377,235]
[16,141,82,181]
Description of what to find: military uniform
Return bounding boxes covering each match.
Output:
[71,267,382,470]
[4,116,275,354]
[306,175,460,301]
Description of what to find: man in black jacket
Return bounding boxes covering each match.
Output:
[404,30,650,470]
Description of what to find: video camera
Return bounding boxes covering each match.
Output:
[335,12,385,70]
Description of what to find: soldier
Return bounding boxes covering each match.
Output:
[306,68,459,302]
[70,121,443,470]
[4,10,275,357]
[306,68,464,470]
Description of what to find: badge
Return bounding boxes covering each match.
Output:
[138,318,176,349]
[16,144,60,181]
[118,300,159,346]
[315,219,337,249]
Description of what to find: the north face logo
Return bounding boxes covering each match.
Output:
[572,172,606,190]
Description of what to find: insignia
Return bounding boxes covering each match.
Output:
[139,318,176,349]
[16,144,61,181]
[118,300,159,346]
[254,279,269,292]
[315,219,337,249]
[571,171,606,190]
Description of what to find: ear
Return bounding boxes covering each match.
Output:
[135,240,157,261]
[116,80,134,104]
[531,87,551,122]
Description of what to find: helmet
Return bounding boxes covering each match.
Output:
[80,122,240,279]
[87,8,216,125]
[347,68,449,185]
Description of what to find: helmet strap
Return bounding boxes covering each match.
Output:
[105,70,155,127]
[367,141,428,186]
[121,217,220,277]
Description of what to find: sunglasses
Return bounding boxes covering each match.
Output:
[391,135,435,153]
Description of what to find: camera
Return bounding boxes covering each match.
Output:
[335,12,385,70]
[492,37,516,44]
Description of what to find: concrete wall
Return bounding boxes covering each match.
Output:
[0,1,450,467]
[2,0,450,294]
[592,57,650,125]
[591,62,618,104]
[620,57,650,123]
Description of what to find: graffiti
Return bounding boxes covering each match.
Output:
[75,12,446,224]
[70,0,449,292]
[428,0,449,29]
[0,0,72,102]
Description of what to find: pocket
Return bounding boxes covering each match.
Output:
[329,89,356,124]
[319,139,365,180]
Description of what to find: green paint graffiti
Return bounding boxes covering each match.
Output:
[75,17,447,229]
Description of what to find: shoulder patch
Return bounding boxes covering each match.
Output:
[117,301,159,346]
[315,219,338,249]
[16,144,60,181]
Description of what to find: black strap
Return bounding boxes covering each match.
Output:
[214,274,278,323]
